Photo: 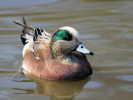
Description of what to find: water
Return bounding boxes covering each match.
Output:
[0,0,133,100]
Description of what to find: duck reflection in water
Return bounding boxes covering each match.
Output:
[23,72,91,100]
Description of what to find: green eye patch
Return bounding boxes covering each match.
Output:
[53,30,69,40]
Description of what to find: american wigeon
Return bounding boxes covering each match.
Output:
[13,17,94,81]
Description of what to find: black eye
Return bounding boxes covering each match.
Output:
[81,46,83,48]
[63,33,72,41]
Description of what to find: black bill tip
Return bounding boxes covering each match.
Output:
[90,51,94,56]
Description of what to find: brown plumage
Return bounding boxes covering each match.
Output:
[13,17,93,81]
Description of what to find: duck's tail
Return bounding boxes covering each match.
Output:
[13,17,52,45]
[13,17,34,45]
[21,17,34,45]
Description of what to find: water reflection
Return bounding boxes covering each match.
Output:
[24,72,91,100]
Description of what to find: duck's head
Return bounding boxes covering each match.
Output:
[50,26,94,58]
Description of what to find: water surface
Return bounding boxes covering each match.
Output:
[0,0,133,100]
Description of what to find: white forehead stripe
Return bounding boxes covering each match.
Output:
[59,26,79,39]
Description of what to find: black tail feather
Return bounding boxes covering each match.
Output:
[21,17,31,45]
[21,35,28,45]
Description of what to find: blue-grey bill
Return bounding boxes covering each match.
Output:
[76,43,94,56]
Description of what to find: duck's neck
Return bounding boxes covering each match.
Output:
[50,49,76,65]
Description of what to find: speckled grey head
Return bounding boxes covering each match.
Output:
[50,26,79,58]
[50,26,94,60]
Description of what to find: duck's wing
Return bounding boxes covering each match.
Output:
[13,17,52,58]
[33,28,51,43]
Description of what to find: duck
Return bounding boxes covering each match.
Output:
[13,17,94,81]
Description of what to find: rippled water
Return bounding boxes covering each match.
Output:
[0,0,133,100]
